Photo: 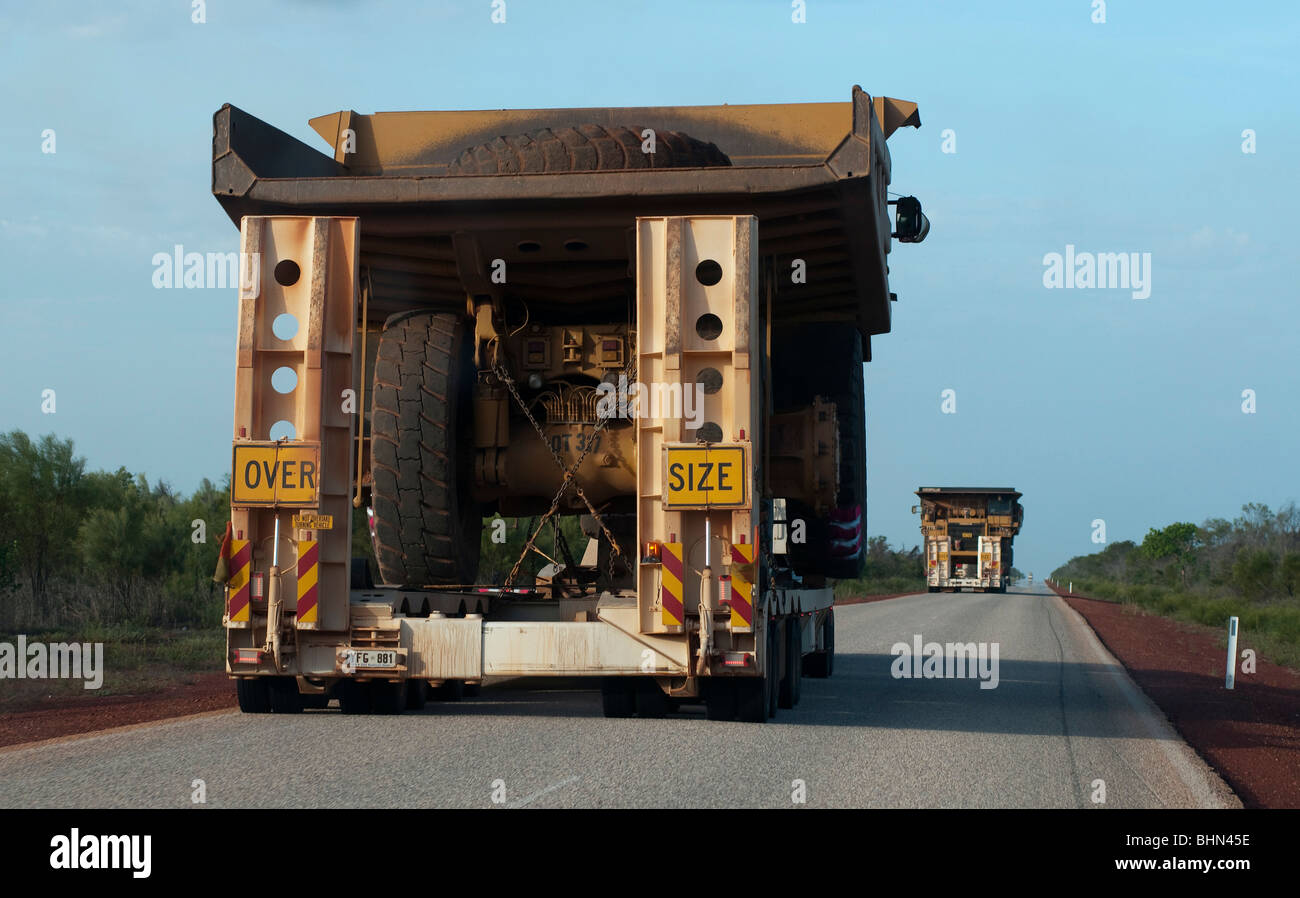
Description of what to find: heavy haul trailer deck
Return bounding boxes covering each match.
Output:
[916,487,1023,594]
[215,87,926,721]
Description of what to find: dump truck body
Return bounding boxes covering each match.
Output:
[916,487,1023,593]
[216,87,926,720]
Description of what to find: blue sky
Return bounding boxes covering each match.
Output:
[1,1,1297,575]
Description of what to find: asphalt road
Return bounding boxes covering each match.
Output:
[0,583,1239,808]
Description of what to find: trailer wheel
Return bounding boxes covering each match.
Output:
[767,620,780,719]
[267,676,304,713]
[600,678,636,718]
[301,692,331,710]
[370,681,405,715]
[737,641,772,724]
[634,680,670,719]
[778,616,802,708]
[405,680,428,710]
[235,677,271,714]
[703,679,738,721]
[371,311,481,587]
[337,679,372,715]
[446,125,731,175]
[825,610,835,677]
[803,610,834,679]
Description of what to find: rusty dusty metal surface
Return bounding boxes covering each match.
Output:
[211,86,922,338]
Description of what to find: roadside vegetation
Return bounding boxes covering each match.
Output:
[0,431,229,633]
[833,536,926,599]
[0,430,232,702]
[0,626,225,707]
[1052,504,1300,670]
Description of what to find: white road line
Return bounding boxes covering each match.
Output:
[1050,593,1240,809]
[507,775,581,808]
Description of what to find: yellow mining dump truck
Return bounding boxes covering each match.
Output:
[212,86,928,720]
[915,488,1023,593]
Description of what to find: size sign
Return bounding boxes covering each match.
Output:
[663,444,748,509]
[231,442,321,507]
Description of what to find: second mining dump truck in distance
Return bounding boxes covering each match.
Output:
[915,488,1023,593]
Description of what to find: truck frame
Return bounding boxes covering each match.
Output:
[214,87,926,721]
[916,487,1023,593]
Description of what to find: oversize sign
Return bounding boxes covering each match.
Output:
[663,444,748,509]
[231,442,321,507]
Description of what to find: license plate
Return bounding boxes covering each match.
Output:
[349,650,398,669]
[664,444,748,509]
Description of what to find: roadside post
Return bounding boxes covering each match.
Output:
[1225,616,1239,689]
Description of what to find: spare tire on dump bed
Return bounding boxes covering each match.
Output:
[446,124,731,174]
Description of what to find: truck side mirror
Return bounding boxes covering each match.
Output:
[891,196,930,244]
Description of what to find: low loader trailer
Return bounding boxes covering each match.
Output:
[214,87,928,720]
[915,487,1023,593]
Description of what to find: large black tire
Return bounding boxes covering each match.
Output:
[767,620,780,719]
[600,678,636,718]
[370,681,405,715]
[735,678,767,724]
[267,676,304,714]
[778,616,803,709]
[772,325,867,580]
[704,679,738,721]
[301,691,331,710]
[405,680,428,710]
[371,312,481,587]
[336,679,372,715]
[235,677,271,714]
[447,125,731,175]
[789,617,803,705]
[634,680,670,719]
[737,633,774,724]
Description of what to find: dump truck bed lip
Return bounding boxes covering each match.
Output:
[212,90,910,337]
[917,487,1021,495]
[224,162,844,204]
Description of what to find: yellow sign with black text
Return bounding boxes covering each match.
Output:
[664,444,748,509]
[231,442,321,508]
